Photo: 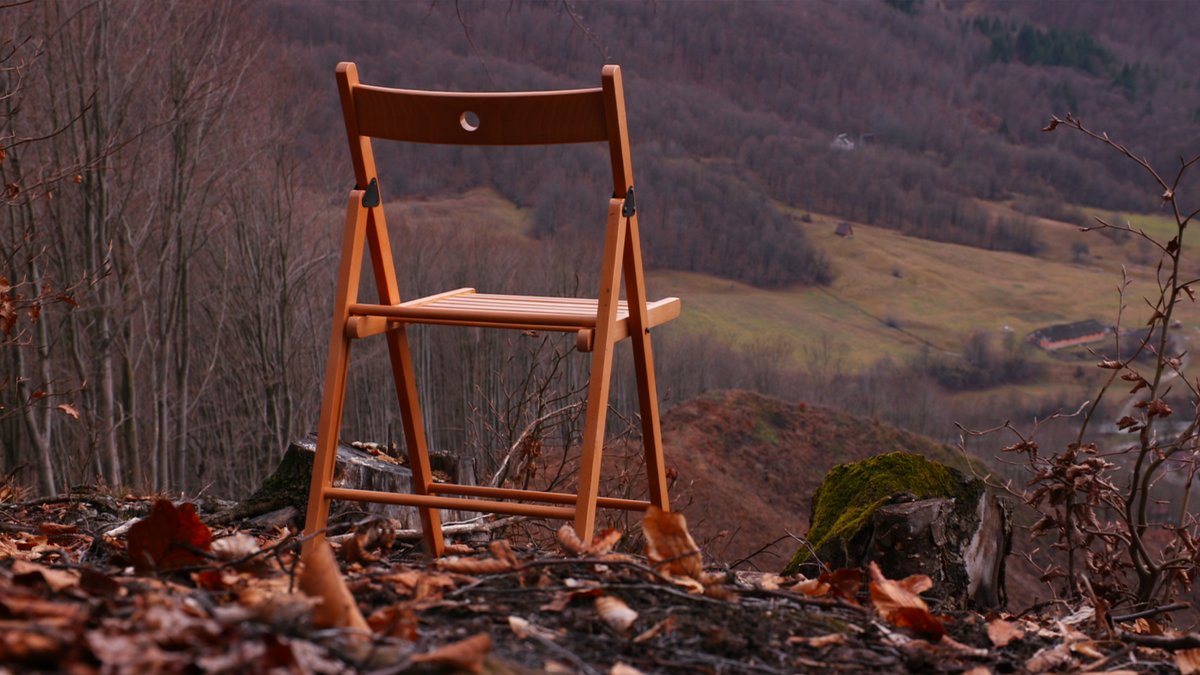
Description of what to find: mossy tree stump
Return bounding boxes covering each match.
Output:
[784,452,1010,609]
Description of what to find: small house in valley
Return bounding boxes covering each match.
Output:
[1027,319,1112,351]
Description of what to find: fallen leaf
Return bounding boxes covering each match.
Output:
[987,618,1025,647]
[820,568,863,603]
[867,561,943,640]
[556,524,586,555]
[211,533,259,561]
[610,663,646,675]
[1069,640,1104,659]
[1026,644,1073,673]
[297,539,369,634]
[596,595,638,634]
[788,633,847,648]
[938,635,988,658]
[642,506,702,579]
[11,560,79,592]
[435,556,513,574]
[126,500,213,573]
[37,522,78,538]
[633,616,676,644]
[489,539,519,566]
[410,633,491,674]
[368,604,419,640]
[540,586,603,613]
[587,528,622,555]
[1177,650,1200,675]
[792,577,829,597]
[0,629,62,666]
[342,517,394,564]
[508,615,559,642]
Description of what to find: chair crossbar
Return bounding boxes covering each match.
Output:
[431,483,653,511]
[324,486,575,519]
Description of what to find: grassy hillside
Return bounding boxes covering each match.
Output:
[652,208,1200,371]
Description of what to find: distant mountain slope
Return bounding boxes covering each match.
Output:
[660,390,970,570]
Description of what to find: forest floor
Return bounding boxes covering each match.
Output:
[0,491,1192,674]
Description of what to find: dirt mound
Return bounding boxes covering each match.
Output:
[661,390,966,572]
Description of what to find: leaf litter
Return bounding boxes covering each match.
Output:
[0,494,1191,673]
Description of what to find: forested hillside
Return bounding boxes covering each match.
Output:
[270,0,1200,269]
[4,0,1200,499]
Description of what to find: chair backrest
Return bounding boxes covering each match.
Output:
[337,62,633,200]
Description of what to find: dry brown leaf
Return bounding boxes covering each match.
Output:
[489,540,519,567]
[11,560,79,592]
[556,524,585,555]
[867,561,943,640]
[596,595,638,634]
[1179,649,1200,675]
[0,629,61,664]
[297,539,369,634]
[367,604,419,640]
[211,533,259,562]
[794,568,862,603]
[126,500,213,573]
[343,518,395,564]
[587,528,622,555]
[508,615,559,641]
[642,506,702,579]
[610,663,646,675]
[38,523,78,537]
[443,543,474,555]
[1026,644,1073,673]
[633,616,676,644]
[792,577,829,597]
[1069,641,1104,660]
[540,587,603,613]
[1129,617,1165,635]
[787,633,847,648]
[435,556,513,574]
[961,667,992,675]
[410,633,492,674]
[938,635,988,658]
[986,618,1024,648]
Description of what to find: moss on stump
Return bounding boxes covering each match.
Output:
[783,452,981,574]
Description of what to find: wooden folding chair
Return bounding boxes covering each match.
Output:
[303,63,680,556]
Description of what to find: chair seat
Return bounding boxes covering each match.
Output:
[346,287,680,350]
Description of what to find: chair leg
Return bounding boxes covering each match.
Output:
[573,337,618,543]
[303,333,354,555]
[629,330,670,511]
[384,327,444,557]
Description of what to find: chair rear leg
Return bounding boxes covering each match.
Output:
[629,331,670,510]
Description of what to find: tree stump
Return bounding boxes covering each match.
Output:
[783,452,1010,609]
[212,435,474,528]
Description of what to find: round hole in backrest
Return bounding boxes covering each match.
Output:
[460,111,480,132]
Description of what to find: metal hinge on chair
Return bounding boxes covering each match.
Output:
[622,185,636,218]
[361,177,380,207]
